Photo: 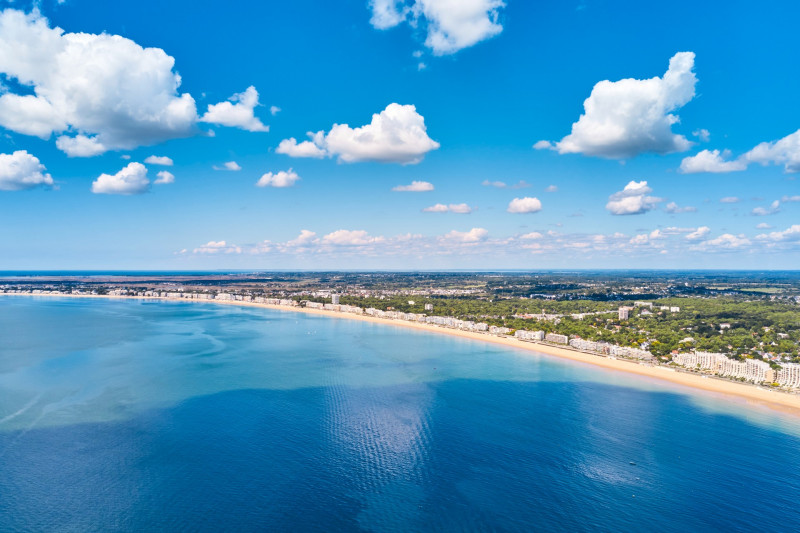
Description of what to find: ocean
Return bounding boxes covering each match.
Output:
[1,296,798,532]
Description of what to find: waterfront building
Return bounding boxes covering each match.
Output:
[545,333,569,345]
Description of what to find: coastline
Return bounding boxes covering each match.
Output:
[4,292,800,418]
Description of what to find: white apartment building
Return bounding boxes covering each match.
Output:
[776,363,800,388]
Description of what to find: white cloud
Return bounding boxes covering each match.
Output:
[393,180,434,191]
[702,233,751,249]
[448,203,472,214]
[277,103,439,164]
[270,105,281,116]
[200,86,269,132]
[286,230,317,247]
[321,229,384,246]
[213,161,242,171]
[276,135,328,159]
[256,169,300,188]
[545,184,558,192]
[542,52,697,159]
[533,140,553,151]
[369,0,505,55]
[443,227,488,242]
[0,150,53,190]
[685,226,710,240]
[520,231,543,240]
[679,149,747,174]
[745,129,800,173]
[193,240,242,254]
[606,181,661,215]
[680,129,800,175]
[369,0,408,29]
[54,133,107,157]
[756,225,800,243]
[664,201,697,213]
[481,179,530,189]
[91,162,150,195]
[756,222,772,229]
[422,203,448,212]
[629,229,664,246]
[507,197,542,214]
[144,155,173,166]
[782,195,800,203]
[693,129,710,142]
[751,200,780,216]
[422,202,472,213]
[153,170,174,185]
[0,9,198,155]
[720,196,740,203]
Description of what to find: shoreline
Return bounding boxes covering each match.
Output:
[4,292,800,418]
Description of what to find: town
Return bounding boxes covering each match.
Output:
[3,270,799,392]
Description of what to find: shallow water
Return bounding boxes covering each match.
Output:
[1,296,798,531]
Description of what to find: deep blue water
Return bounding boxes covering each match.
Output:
[1,296,799,532]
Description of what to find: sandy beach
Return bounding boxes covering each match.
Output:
[5,292,800,417]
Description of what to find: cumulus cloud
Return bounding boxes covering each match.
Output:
[277,103,439,164]
[55,134,107,157]
[606,181,661,215]
[91,162,150,195]
[321,229,384,246]
[270,105,281,116]
[0,150,53,190]
[443,227,488,242]
[745,129,800,173]
[507,197,542,214]
[720,196,740,204]
[286,230,317,247]
[144,155,173,166]
[0,9,198,155]
[783,195,800,203]
[679,149,747,174]
[422,202,472,213]
[756,225,800,243]
[193,240,242,254]
[681,129,800,175]
[213,161,241,171]
[422,203,448,212]
[751,200,780,216]
[368,0,505,55]
[200,86,269,132]
[256,169,300,188]
[545,184,558,192]
[664,201,697,213]
[520,231,543,240]
[541,52,698,159]
[693,129,710,142]
[276,135,327,159]
[629,229,665,246]
[701,233,751,249]
[369,0,408,29]
[153,170,174,185]
[393,180,434,191]
[686,226,710,240]
[756,222,772,229]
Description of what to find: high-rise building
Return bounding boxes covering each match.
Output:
[331,294,340,305]
[619,307,630,320]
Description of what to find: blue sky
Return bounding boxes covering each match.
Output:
[0,0,798,269]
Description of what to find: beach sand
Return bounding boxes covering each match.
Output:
[5,292,800,417]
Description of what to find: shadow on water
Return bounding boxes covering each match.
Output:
[0,380,798,532]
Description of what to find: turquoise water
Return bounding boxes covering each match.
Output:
[1,296,799,531]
